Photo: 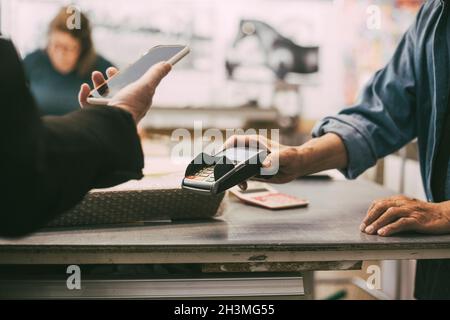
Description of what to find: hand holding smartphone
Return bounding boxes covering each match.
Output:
[87,45,190,105]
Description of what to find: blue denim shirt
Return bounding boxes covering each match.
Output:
[313,0,450,202]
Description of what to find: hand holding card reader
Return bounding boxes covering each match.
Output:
[182,148,269,195]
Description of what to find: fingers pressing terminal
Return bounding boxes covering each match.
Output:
[223,135,269,151]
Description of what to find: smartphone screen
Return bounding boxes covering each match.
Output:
[89,45,186,99]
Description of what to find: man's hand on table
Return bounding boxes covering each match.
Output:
[78,62,172,124]
[360,195,450,237]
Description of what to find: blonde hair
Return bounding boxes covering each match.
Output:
[48,6,96,76]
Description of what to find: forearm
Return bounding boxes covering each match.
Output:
[0,107,144,238]
[41,106,144,197]
[296,133,349,176]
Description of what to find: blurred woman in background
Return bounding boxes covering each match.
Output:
[23,7,113,115]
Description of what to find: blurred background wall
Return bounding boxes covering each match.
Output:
[0,0,425,300]
[0,0,421,124]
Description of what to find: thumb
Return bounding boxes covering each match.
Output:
[262,153,273,168]
[260,152,281,177]
[139,62,172,89]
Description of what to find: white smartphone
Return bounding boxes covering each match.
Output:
[87,45,190,105]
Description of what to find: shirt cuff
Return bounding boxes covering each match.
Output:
[82,105,144,188]
[312,116,377,179]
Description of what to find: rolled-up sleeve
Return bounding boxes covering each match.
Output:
[312,116,379,179]
[312,8,421,179]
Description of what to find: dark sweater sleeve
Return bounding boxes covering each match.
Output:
[0,39,143,237]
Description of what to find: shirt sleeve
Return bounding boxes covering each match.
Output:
[0,39,143,237]
[312,6,423,179]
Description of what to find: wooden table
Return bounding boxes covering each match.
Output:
[1,179,449,299]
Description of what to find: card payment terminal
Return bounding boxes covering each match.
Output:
[182,148,270,195]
